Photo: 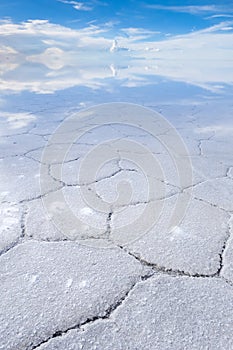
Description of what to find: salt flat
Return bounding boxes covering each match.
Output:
[0,98,233,350]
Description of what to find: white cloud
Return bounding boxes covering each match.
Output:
[121,27,161,41]
[175,20,233,36]
[122,27,160,36]
[220,26,233,31]
[59,0,93,11]
[0,19,108,37]
[102,20,120,28]
[145,4,231,15]
[206,14,233,19]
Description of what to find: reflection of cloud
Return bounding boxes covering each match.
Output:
[28,48,65,70]
[145,5,233,15]
[0,45,19,74]
[197,125,233,136]
[0,112,36,129]
[0,19,233,94]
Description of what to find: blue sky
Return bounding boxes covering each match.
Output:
[1,0,233,35]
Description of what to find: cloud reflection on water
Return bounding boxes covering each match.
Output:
[0,19,233,94]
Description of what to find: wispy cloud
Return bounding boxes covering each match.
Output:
[0,19,108,37]
[59,0,93,11]
[120,27,161,42]
[145,4,232,15]
[185,20,233,34]
[206,14,233,19]
[122,27,160,36]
